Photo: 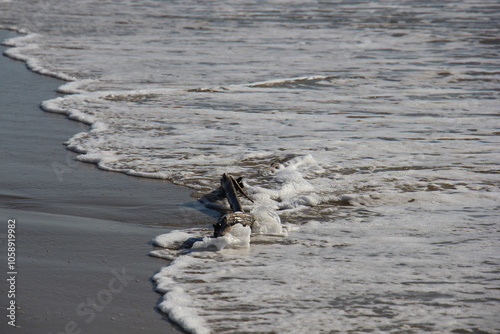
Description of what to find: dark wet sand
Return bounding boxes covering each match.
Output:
[0,30,214,333]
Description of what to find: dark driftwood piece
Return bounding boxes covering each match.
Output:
[230,176,254,204]
[221,173,243,212]
[213,174,255,237]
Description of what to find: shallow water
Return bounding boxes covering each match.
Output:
[1,1,499,333]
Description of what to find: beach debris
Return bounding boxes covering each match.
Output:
[212,174,255,237]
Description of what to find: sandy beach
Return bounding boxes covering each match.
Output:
[0,29,213,334]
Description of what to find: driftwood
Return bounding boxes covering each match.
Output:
[212,174,255,237]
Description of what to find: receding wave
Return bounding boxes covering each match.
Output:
[246,75,339,88]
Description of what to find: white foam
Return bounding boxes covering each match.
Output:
[41,97,97,125]
[249,206,283,235]
[89,121,108,132]
[245,75,336,88]
[40,97,67,114]
[242,155,323,214]
[76,152,118,172]
[152,231,193,248]
[192,224,251,250]
[57,79,96,94]
[152,195,500,333]
[125,170,172,180]
[3,34,75,81]
[153,257,211,334]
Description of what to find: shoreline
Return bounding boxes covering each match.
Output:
[0,29,213,333]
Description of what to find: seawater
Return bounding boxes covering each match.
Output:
[1,1,499,333]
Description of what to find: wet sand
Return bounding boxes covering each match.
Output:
[0,30,213,333]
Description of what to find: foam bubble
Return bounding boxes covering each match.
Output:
[192,224,251,250]
[250,206,283,235]
[57,79,96,94]
[153,231,193,248]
